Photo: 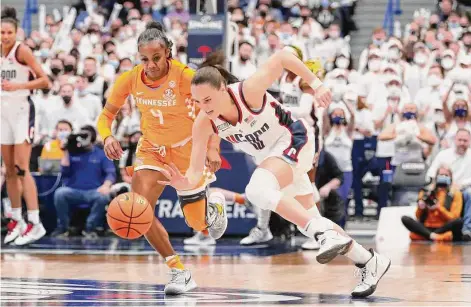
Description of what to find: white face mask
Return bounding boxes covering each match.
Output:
[441,57,455,70]
[368,59,381,71]
[427,74,442,87]
[387,85,402,98]
[336,57,349,69]
[89,34,99,45]
[414,52,427,65]
[330,31,340,39]
[433,112,446,124]
[387,48,400,60]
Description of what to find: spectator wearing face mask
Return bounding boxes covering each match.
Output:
[447,54,471,84]
[83,57,109,105]
[49,58,64,81]
[441,90,471,148]
[325,68,349,103]
[361,48,382,96]
[461,27,471,55]
[441,49,457,77]
[367,64,411,110]
[402,165,463,242]
[40,120,73,160]
[405,42,433,100]
[231,41,257,81]
[63,55,77,76]
[52,125,116,238]
[349,85,375,218]
[33,76,62,142]
[49,83,91,132]
[74,75,103,124]
[415,65,446,124]
[358,27,387,74]
[323,102,355,227]
[424,107,448,163]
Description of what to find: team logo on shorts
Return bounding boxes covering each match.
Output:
[168,80,176,88]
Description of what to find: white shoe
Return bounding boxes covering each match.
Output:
[14,222,46,246]
[183,232,216,245]
[240,227,273,245]
[351,249,391,298]
[315,230,353,264]
[4,219,26,244]
[206,192,227,240]
[164,268,197,295]
[301,238,320,250]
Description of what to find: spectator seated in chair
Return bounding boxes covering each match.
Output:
[40,120,73,161]
[401,165,464,242]
[51,125,116,238]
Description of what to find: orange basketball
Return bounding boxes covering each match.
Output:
[106,192,154,239]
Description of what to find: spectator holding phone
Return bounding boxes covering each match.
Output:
[401,165,463,242]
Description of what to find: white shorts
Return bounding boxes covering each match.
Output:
[255,132,315,198]
[1,97,35,145]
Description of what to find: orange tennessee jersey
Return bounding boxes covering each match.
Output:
[108,59,197,146]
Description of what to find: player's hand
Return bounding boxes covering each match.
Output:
[158,163,194,191]
[104,136,123,160]
[1,80,22,91]
[97,184,111,195]
[206,148,221,173]
[314,85,332,108]
[319,186,331,198]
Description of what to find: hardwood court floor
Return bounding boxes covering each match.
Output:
[1,238,470,307]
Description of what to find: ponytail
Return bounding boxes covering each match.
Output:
[192,50,239,88]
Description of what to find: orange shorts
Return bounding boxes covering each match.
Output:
[133,137,216,195]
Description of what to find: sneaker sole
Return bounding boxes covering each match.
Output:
[316,238,353,264]
[208,204,228,240]
[240,236,273,246]
[14,229,47,246]
[4,232,21,245]
[351,259,392,298]
[164,279,197,295]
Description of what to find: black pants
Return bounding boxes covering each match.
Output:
[401,216,463,241]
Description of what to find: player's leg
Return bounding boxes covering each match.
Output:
[12,141,46,245]
[1,144,25,244]
[131,169,196,295]
[295,179,390,298]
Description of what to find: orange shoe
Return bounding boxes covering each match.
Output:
[409,232,427,241]
[434,231,453,242]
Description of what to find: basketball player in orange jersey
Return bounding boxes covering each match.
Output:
[96,21,227,295]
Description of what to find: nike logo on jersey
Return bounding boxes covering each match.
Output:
[136,92,144,95]
[225,123,269,150]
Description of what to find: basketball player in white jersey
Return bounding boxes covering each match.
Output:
[1,7,49,245]
[159,49,391,298]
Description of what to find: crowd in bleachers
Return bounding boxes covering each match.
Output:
[1,0,471,242]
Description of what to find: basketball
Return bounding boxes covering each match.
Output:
[106,192,154,239]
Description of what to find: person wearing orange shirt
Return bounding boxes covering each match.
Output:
[40,120,73,160]
[96,21,226,295]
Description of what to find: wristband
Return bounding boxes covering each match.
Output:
[309,78,323,90]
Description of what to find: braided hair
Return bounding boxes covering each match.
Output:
[137,21,173,59]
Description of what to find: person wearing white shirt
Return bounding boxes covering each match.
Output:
[49,84,91,132]
[231,41,257,81]
[349,86,375,218]
[441,49,457,78]
[358,27,387,74]
[405,42,433,100]
[32,86,63,142]
[441,90,471,149]
[324,101,355,227]
[361,48,382,96]
[74,75,103,124]
[415,65,446,124]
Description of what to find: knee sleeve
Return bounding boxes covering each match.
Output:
[298,215,334,238]
[179,190,208,231]
[15,165,25,177]
[245,168,282,211]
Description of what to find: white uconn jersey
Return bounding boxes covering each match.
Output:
[279,72,302,108]
[1,42,32,99]
[210,82,312,165]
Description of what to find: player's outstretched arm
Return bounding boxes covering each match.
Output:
[242,48,331,109]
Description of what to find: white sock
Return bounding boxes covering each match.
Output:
[27,210,40,225]
[344,241,373,265]
[307,206,321,218]
[257,209,271,229]
[11,208,23,221]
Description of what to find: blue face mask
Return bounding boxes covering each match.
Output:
[454,108,468,118]
[39,49,49,58]
[109,60,119,69]
[436,175,451,187]
[331,116,345,125]
[373,38,384,46]
[290,6,300,16]
[402,112,417,120]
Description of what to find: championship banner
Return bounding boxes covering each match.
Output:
[187,14,226,66]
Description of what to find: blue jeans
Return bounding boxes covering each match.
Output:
[461,188,471,234]
[370,157,394,215]
[54,186,110,231]
[337,171,353,228]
